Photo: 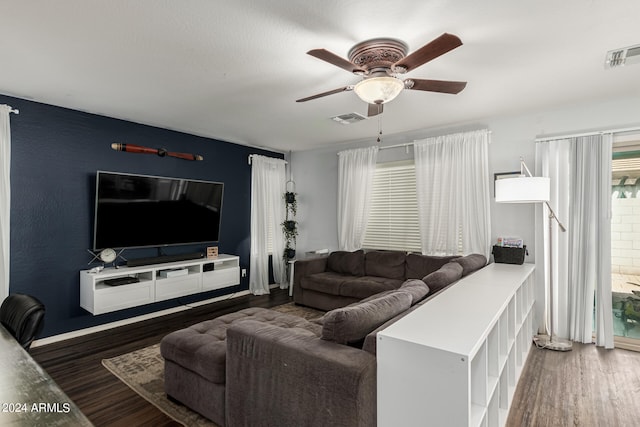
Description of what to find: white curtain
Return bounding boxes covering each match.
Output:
[0,105,12,301]
[535,139,571,340]
[536,135,614,348]
[337,146,378,251]
[249,155,287,295]
[413,129,491,259]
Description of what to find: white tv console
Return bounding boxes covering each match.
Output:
[377,262,536,427]
[80,254,240,315]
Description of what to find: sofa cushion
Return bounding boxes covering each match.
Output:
[327,250,365,276]
[453,254,487,276]
[300,272,347,295]
[160,307,321,384]
[422,262,463,294]
[362,298,425,356]
[399,279,430,305]
[321,292,412,344]
[340,276,403,299]
[405,253,461,279]
[364,250,406,279]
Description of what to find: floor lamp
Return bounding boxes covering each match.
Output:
[495,158,572,352]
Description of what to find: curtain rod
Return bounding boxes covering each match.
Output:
[535,126,640,142]
[2,105,19,114]
[247,154,288,165]
[336,129,493,155]
[379,129,493,151]
[379,142,413,151]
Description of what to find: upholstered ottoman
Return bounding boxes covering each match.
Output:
[160,307,322,425]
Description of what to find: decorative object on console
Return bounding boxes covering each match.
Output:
[493,236,527,264]
[87,247,125,266]
[99,248,117,263]
[111,143,203,161]
[495,157,571,351]
[492,244,528,264]
[206,246,219,259]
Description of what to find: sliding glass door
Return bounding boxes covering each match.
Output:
[611,134,640,350]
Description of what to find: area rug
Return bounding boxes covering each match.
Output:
[101,302,324,427]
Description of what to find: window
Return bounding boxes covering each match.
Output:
[363,160,421,252]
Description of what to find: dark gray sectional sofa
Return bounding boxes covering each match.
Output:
[293,249,483,311]
[160,249,487,426]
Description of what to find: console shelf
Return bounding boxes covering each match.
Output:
[80,254,240,315]
[377,263,536,427]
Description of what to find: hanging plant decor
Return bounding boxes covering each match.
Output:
[283,188,298,260]
[282,220,298,239]
[284,247,296,260]
[285,191,296,204]
[284,192,297,216]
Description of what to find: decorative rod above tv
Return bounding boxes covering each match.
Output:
[93,171,223,251]
[111,142,204,161]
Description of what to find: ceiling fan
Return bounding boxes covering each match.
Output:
[296,33,467,117]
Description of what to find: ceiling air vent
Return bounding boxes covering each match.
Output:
[605,44,640,68]
[330,112,367,125]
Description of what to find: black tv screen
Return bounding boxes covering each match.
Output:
[93,171,224,251]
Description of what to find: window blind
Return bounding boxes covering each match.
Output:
[363,160,421,252]
[267,196,275,255]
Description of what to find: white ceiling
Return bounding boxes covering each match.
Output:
[1,1,639,152]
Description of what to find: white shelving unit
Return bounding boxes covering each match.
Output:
[80,254,240,315]
[377,263,536,427]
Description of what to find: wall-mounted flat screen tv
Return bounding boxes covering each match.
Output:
[93,171,224,251]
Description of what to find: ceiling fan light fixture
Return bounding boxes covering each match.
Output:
[353,76,404,104]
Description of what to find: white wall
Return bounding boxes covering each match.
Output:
[291,95,640,330]
[612,196,640,275]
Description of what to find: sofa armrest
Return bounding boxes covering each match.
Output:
[292,257,328,298]
[226,319,376,427]
[294,256,328,280]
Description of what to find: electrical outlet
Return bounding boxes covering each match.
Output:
[241,269,247,277]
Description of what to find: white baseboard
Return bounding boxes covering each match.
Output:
[31,289,253,348]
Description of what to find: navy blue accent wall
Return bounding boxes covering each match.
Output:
[1,94,283,337]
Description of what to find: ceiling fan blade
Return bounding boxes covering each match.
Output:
[296,86,353,102]
[167,151,204,161]
[368,103,383,117]
[405,78,467,94]
[307,49,365,74]
[393,33,463,73]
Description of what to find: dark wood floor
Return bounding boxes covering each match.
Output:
[30,289,291,427]
[31,290,640,427]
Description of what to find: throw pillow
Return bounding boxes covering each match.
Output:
[453,254,487,276]
[405,253,461,279]
[422,262,463,294]
[327,250,365,276]
[399,279,430,305]
[321,292,412,344]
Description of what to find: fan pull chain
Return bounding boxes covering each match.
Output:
[377,114,383,143]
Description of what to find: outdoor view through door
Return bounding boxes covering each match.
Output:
[612,134,640,348]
